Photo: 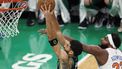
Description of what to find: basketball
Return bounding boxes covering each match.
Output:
[38,0,55,11]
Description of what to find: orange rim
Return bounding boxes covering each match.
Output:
[0,1,27,12]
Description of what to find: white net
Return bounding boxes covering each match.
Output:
[0,1,27,38]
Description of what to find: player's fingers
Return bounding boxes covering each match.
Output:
[48,4,51,12]
[40,5,44,12]
[44,4,47,11]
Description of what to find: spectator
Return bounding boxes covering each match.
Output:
[27,0,44,26]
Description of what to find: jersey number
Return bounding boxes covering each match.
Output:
[112,62,122,69]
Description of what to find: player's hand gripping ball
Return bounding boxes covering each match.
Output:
[38,0,55,11]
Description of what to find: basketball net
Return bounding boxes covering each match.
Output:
[0,0,27,38]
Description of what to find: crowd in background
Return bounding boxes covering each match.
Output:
[0,0,122,32]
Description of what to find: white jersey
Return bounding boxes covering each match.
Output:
[99,48,122,69]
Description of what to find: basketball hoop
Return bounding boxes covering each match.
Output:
[0,0,27,38]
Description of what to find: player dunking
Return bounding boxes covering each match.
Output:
[39,1,122,69]
[39,2,82,69]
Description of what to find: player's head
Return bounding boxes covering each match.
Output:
[69,40,83,57]
[100,33,121,49]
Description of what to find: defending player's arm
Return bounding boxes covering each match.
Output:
[81,44,108,65]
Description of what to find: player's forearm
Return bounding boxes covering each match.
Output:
[82,44,102,56]
[49,14,71,48]
[56,31,67,46]
[51,14,61,32]
[45,16,62,59]
[46,13,61,32]
[45,13,67,46]
[45,15,56,40]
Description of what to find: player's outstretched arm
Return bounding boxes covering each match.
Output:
[82,44,108,65]
[40,4,71,49]
[40,4,62,59]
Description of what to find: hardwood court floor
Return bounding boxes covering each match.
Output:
[0,19,122,69]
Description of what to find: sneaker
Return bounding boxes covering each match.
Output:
[106,15,114,29]
[118,27,122,32]
[118,22,122,32]
[78,18,88,29]
[38,29,47,34]
[57,15,64,27]
[27,11,35,26]
[94,12,105,28]
[38,18,45,25]
[106,22,114,29]
[27,19,35,26]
